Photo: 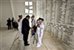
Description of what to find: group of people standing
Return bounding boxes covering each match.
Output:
[6,17,18,30]
[18,15,45,48]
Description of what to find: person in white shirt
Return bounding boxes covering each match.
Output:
[18,15,24,49]
[36,18,44,47]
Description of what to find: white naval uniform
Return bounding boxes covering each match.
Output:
[18,18,23,40]
[18,18,24,50]
[36,23,44,47]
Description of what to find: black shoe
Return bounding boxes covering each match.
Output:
[25,44,30,46]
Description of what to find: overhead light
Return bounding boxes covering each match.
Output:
[29,6,33,9]
[25,2,28,6]
[25,9,28,13]
[29,2,32,5]
[29,10,33,13]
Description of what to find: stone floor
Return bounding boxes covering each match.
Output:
[0,29,66,50]
[0,28,18,50]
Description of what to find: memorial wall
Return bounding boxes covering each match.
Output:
[46,0,74,50]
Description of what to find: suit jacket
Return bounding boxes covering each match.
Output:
[22,18,30,34]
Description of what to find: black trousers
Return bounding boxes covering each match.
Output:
[23,31,29,45]
[8,25,11,30]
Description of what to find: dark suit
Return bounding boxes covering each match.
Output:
[22,18,30,45]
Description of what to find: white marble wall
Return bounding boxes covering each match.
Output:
[46,0,74,50]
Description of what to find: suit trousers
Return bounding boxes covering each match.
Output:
[23,31,29,45]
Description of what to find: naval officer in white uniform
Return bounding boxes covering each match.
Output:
[36,18,44,47]
[18,15,24,50]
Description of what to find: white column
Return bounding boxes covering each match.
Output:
[10,0,15,18]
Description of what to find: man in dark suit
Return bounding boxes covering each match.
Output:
[22,15,30,46]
